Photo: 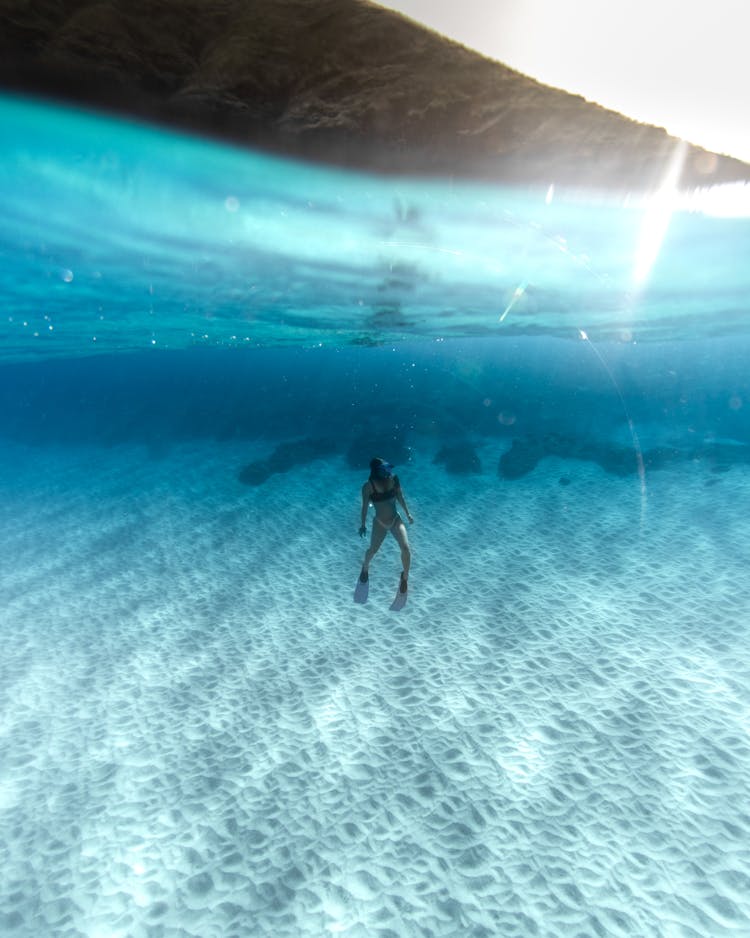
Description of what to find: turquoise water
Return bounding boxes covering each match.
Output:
[3,95,750,359]
[1,93,750,937]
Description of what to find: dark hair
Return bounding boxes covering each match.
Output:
[369,456,393,479]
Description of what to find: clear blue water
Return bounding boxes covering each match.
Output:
[1,93,750,937]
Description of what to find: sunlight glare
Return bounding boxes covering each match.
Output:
[632,141,687,286]
[680,181,750,218]
[499,281,527,322]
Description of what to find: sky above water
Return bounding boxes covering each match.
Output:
[375,0,750,164]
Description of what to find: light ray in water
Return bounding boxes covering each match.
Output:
[499,281,527,322]
[578,328,648,526]
[632,140,687,286]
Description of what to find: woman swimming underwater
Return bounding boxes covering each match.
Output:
[359,456,414,593]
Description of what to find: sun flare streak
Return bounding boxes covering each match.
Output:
[633,141,687,286]
[499,281,527,322]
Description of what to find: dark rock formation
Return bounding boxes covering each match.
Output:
[1,0,747,190]
[498,433,645,479]
[498,434,750,480]
[433,442,481,475]
[499,437,547,480]
[239,436,337,485]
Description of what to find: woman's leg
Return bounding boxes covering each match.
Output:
[392,519,411,579]
[363,520,389,573]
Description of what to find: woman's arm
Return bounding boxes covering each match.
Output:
[359,483,371,534]
[396,485,414,523]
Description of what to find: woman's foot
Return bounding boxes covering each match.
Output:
[359,567,369,583]
[399,571,408,594]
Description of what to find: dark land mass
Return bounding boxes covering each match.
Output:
[2,0,748,191]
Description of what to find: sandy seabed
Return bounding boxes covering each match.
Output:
[1,436,749,938]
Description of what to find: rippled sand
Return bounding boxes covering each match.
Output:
[1,438,749,937]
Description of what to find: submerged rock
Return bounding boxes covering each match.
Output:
[498,438,545,480]
[239,436,337,485]
[433,442,481,475]
[499,434,676,480]
[498,435,750,481]
[238,462,272,486]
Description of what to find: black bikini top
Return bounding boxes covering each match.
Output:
[369,475,400,503]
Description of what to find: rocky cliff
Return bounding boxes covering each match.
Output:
[2,0,747,190]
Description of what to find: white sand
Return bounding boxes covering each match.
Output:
[1,437,749,937]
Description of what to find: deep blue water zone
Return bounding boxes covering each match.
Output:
[0,338,749,474]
